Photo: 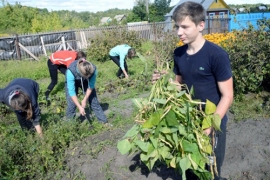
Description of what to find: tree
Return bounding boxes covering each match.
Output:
[127,0,148,22]
[149,0,171,22]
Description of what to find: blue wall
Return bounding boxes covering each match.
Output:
[229,12,270,31]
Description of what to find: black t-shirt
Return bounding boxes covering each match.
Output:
[173,40,232,106]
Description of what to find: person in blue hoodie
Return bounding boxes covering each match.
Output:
[65,58,110,126]
[0,78,43,137]
[109,44,136,79]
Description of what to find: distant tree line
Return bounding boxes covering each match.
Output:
[0,0,269,35]
[228,3,270,13]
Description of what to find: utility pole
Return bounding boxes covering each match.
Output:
[145,0,149,22]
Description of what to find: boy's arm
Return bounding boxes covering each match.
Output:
[204,77,234,135]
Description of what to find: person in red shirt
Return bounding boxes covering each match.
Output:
[45,50,86,102]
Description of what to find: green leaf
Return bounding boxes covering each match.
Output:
[176,91,185,98]
[178,124,187,136]
[170,157,176,168]
[159,146,171,160]
[154,122,162,138]
[165,110,179,126]
[132,98,143,109]
[150,136,158,149]
[149,155,159,170]
[160,127,172,133]
[153,98,167,104]
[182,140,198,153]
[123,124,139,138]
[142,111,160,128]
[179,156,191,180]
[205,99,216,115]
[202,116,212,130]
[134,140,149,152]
[140,153,149,162]
[172,133,179,146]
[117,139,131,155]
[212,114,221,131]
[190,149,206,169]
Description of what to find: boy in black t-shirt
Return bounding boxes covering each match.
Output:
[153,1,233,180]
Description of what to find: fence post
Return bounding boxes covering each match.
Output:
[15,34,21,60]
[40,36,47,57]
[208,19,211,34]
[61,36,66,50]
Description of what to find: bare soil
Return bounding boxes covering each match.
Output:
[64,95,270,180]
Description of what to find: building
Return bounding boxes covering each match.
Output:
[165,0,230,21]
[114,14,127,24]
[164,0,230,33]
[100,17,112,25]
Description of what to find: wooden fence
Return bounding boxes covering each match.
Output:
[0,19,231,61]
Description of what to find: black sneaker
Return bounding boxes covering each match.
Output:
[46,97,51,107]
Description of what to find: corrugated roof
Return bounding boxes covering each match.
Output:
[114,14,126,21]
[100,17,112,23]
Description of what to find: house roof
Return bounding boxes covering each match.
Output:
[167,0,230,16]
[238,7,246,12]
[100,17,112,23]
[114,14,126,22]
[258,6,267,10]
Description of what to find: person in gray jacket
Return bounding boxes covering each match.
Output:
[0,78,43,137]
[65,58,110,126]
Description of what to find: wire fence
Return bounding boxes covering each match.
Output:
[0,19,230,61]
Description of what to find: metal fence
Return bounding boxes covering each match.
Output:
[0,18,230,61]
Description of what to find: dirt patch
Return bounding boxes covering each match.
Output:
[64,96,270,180]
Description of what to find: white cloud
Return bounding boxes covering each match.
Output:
[4,0,270,12]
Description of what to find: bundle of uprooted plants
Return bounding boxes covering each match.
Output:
[117,72,221,180]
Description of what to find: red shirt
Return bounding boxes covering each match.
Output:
[49,51,77,67]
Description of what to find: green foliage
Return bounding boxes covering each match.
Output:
[0,3,131,34]
[0,59,49,87]
[118,74,221,180]
[0,42,155,178]
[86,28,142,62]
[151,31,179,71]
[149,0,172,22]
[221,18,270,96]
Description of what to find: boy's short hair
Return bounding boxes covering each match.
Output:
[172,1,205,25]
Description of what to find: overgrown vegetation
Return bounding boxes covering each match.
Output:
[1,18,270,178]
[86,28,142,62]
[221,18,270,98]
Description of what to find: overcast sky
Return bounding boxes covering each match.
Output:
[3,0,270,13]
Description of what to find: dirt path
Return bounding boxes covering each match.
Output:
[64,97,270,180]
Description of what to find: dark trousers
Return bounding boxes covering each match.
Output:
[65,79,107,123]
[109,55,128,78]
[213,116,227,179]
[45,59,67,97]
[15,111,34,130]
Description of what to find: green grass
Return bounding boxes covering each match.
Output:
[0,43,156,179]
[1,40,270,179]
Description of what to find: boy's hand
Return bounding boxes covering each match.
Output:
[152,70,168,84]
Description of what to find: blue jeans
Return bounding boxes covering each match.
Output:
[65,80,107,123]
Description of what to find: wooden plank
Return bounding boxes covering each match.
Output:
[18,43,39,61]
[66,42,74,50]
[61,36,67,50]
[40,36,47,57]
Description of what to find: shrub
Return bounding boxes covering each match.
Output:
[222,19,270,96]
[176,32,235,47]
[86,27,142,62]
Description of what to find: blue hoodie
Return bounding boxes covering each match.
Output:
[0,78,41,126]
[109,44,131,69]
